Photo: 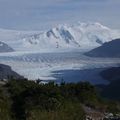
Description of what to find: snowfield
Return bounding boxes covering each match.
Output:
[0,22,120,84]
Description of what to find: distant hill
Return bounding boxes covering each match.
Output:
[0,64,23,80]
[85,39,120,57]
[0,41,14,52]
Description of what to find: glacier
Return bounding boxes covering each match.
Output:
[0,22,120,84]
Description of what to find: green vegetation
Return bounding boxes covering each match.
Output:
[0,79,120,120]
[0,85,12,120]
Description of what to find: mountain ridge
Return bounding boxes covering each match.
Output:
[21,22,118,51]
[85,38,120,57]
[0,22,120,52]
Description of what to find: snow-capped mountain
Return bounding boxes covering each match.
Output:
[0,22,120,81]
[18,22,120,51]
[0,22,120,52]
[0,28,40,51]
[0,41,14,52]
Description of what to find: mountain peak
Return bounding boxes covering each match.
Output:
[0,22,120,51]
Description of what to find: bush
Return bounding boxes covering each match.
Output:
[26,101,85,120]
[2,79,114,120]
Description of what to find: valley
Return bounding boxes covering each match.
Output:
[0,51,120,84]
[0,22,120,84]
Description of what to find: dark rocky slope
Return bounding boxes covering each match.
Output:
[85,39,120,57]
[0,64,23,80]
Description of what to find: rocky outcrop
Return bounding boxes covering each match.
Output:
[0,64,23,80]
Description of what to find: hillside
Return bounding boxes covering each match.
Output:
[85,39,120,57]
[0,79,120,120]
[0,64,23,80]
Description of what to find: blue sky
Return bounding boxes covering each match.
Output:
[0,0,120,30]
